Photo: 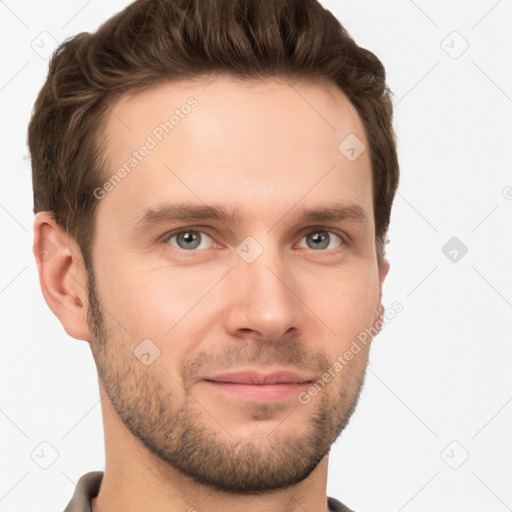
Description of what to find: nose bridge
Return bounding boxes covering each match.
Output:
[226,233,300,337]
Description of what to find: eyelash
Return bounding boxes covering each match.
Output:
[160,226,348,253]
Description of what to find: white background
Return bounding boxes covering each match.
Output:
[1,1,511,511]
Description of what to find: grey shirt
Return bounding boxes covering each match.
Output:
[64,471,355,512]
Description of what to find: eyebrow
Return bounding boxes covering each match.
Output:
[130,201,368,232]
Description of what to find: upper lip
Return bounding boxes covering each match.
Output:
[203,368,315,385]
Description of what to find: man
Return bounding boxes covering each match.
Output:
[29,0,399,510]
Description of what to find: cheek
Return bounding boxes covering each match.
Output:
[304,266,380,346]
[95,248,379,353]
[96,257,226,339]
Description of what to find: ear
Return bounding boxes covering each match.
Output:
[375,256,390,324]
[33,212,92,342]
[378,257,390,295]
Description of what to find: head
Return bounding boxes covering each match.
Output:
[30,0,399,495]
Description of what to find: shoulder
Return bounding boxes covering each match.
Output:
[63,471,103,512]
[328,495,356,512]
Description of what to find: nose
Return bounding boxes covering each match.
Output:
[223,241,301,342]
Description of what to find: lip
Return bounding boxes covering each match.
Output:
[201,368,314,403]
[203,369,314,385]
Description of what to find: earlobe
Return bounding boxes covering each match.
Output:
[33,212,92,342]
[374,257,390,329]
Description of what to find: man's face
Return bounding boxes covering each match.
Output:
[87,75,387,494]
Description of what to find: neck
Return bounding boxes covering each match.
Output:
[92,456,331,512]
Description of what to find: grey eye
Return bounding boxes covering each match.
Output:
[299,231,343,251]
[167,231,213,250]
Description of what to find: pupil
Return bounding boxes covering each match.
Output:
[179,231,200,249]
[308,231,329,250]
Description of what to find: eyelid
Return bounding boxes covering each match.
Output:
[297,225,349,243]
[160,226,218,250]
[160,225,349,249]
[295,226,347,250]
[160,225,217,243]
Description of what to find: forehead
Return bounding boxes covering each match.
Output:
[97,75,373,234]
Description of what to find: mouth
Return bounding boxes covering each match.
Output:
[201,368,315,402]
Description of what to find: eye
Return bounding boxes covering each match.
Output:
[296,229,344,251]
[162,227,345,252]
[165,230,215,251]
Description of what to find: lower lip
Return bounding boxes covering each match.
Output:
[203,381,311,402]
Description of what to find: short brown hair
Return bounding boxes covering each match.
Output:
[28,0,399,269]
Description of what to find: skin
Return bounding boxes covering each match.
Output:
[33,74,390,512]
